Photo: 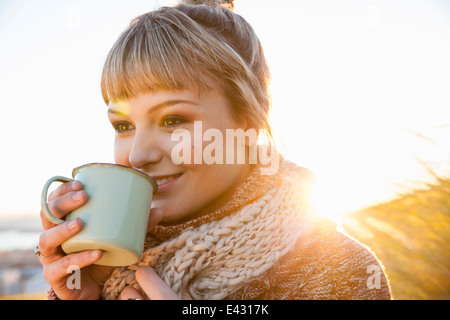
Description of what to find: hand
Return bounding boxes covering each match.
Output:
[39,180,164,300]
[120,267,191,300]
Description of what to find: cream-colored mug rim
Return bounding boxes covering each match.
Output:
[72,163,158,193]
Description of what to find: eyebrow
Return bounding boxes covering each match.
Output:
[107,99,199,116]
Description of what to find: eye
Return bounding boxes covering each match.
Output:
[160,115,187,128]
[112,121,134,134]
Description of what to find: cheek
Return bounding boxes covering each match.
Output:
[114,138,132,166]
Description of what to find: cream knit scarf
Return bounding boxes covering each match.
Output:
[101,160,314,300]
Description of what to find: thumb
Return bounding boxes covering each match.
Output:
[120,286,145,300]
[147,207,163,232]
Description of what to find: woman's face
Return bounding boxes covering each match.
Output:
[107,88,252,224]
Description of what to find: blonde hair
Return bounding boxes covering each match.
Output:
[101,0,274,143]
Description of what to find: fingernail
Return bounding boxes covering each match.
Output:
[73,191,83,201]
[68,218,79,230]
[72,180,83,190]
[90,250,101,259]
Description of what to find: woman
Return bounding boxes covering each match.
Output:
[38,0,391,300]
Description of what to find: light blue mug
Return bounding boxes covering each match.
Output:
[41,163,157,266]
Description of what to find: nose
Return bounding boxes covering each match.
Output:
[128,128,163,170]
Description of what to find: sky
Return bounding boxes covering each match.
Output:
[0,0,449,222]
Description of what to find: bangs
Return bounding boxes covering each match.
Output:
[101,10,216,104]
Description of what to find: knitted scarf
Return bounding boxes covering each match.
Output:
[101,159,315,300]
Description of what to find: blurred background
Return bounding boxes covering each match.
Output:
[0,0,449,299]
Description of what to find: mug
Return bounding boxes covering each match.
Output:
[41,163,157,266]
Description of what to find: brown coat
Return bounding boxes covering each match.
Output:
[227,223,391,299]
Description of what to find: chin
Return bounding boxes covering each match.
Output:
[151,200,180,225]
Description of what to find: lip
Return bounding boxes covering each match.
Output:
[153,173,182,193]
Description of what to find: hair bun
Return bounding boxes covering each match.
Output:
[181,0,234,11]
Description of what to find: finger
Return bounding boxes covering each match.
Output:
[47,180,83,202]
[38,218,83,264]
[43,250,103,284]
[48,190,88,218]
[147,207,163,232]
[41,190,88,229]
[135,267,181,300]
[120,286,145,300]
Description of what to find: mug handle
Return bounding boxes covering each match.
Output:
[41,176,75,225]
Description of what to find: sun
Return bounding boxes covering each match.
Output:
[310,177,349,225]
